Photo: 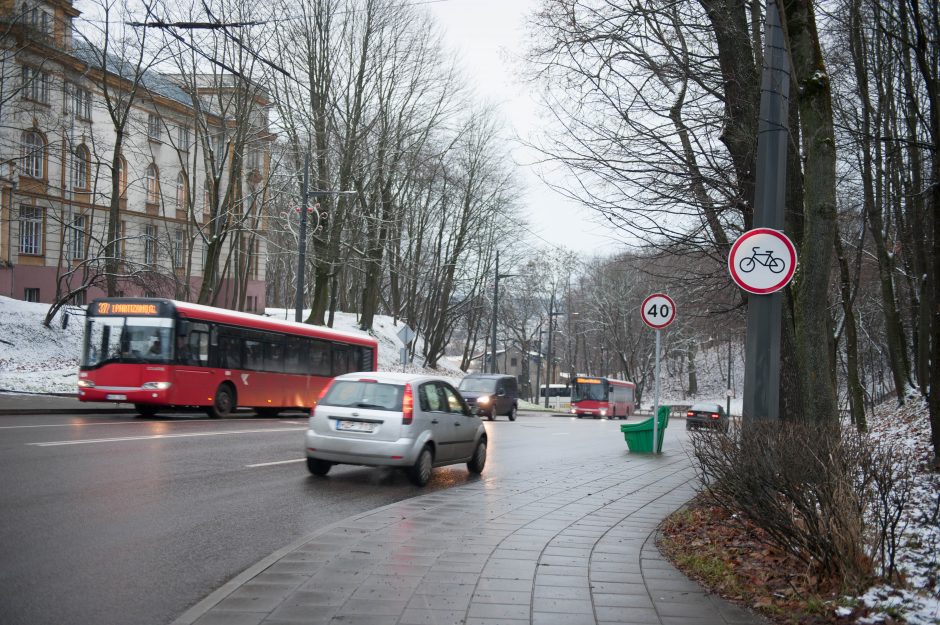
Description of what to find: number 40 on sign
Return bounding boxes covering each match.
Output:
[641,293,676,329]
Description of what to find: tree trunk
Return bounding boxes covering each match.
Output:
[834,222,866,431]
[783,0,838,423]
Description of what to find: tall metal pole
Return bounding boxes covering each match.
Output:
[727,339,732,417]
[534,330,544,403]
[295,152,310,323]
[743,0,789,421]
[543,290,555,408]
[653,329,661,453]
[491,250,500,373]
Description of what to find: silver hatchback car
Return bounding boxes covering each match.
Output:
[305,372,487,486]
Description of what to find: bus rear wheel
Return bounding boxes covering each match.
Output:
[207,384,236,419]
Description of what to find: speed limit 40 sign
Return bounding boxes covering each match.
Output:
[641,293,676,329]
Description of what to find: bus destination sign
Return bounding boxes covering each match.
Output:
[95,302,159,316]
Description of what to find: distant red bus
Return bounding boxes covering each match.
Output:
[570,376,636,419]
[78,298,378,418]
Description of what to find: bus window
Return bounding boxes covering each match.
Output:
[219,334,243,369]
[244,339,264,371]
[264,340,285,373]
[310,340,330,376]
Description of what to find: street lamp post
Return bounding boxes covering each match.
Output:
[295,152,356,323]
[544,291,558,408]
[490,250,517,373]
[534,328,546,403]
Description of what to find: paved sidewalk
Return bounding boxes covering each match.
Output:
[174,446,766,625]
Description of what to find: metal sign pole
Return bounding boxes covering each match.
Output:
[743,0,789,422]
[653,329,661,453]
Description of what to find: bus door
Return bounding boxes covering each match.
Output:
[170,321,215,405]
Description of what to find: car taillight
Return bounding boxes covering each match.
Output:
[401,383,414,425]
[710,413,720,419]
[686,411,694,417]
[312,380,335,414]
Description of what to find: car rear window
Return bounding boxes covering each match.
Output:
[320,380,404,411]
[690,403,720,412]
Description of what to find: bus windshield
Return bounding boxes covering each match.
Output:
[82,316,174,366]
[571,379,607,402]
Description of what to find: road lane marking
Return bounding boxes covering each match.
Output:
[1,418,286,430]
[245,458,305,468]
[28,427,306,446]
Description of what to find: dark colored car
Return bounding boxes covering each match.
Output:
[458,374,519,421]
[685,402,729,431]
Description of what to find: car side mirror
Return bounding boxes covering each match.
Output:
[496,389,505,397]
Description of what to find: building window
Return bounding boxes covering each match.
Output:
[70,290,86,306]
[117,156,128,197]
[173,228,185,269]
[19,205,42,255]
[510,357,518,368]
[24,288,40,302]
[175,172,188,211]
[148,113,162,140]
[73,87,92,119]
[144,224,157,266]
[72,144,90,190]
[68,214,86,260]
[21,130,44,178]
[177,125,190,150]
[246,147,260,171]
[21,66,49,103]
[145,163,160,204]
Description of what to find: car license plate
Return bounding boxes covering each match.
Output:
[337,420,376,433]
[106,394,127,401]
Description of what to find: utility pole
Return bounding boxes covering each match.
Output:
[544,290,556,408]
[490,250,517,373]
[743,0,790,421]
[534,328,545,403]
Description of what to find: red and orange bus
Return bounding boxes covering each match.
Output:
[78,298,378,418]
[569,376,636,419]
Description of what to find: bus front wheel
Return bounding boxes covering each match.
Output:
[207,384,236,419]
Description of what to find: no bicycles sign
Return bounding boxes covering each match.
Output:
[728,228,798,294]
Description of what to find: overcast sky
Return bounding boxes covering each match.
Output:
[424,0,626,257]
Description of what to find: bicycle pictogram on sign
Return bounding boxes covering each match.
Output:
[728,228,797,294]
[738,247,786,274]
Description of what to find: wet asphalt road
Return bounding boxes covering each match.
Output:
[0,408,640,625]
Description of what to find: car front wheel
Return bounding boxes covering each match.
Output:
[467,439,487,474]
[508,405,517,421]
[306,458,332,476]
[407,446,433,486]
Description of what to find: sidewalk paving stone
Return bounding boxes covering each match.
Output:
[173,448,770,625]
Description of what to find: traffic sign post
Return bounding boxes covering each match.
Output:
[641,294,675,454]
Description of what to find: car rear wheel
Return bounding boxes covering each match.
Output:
[306,458,332,476]
[207,384,236,419]
[407,446,433,486]
[508,405,517,421]
[467,439,487,474]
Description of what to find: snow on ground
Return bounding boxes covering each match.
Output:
[0,296,936,622]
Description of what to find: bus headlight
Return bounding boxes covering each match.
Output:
[141,381,172,390]
[77,380,95,388]
[600,410,607,416]
[477,395,490,405]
